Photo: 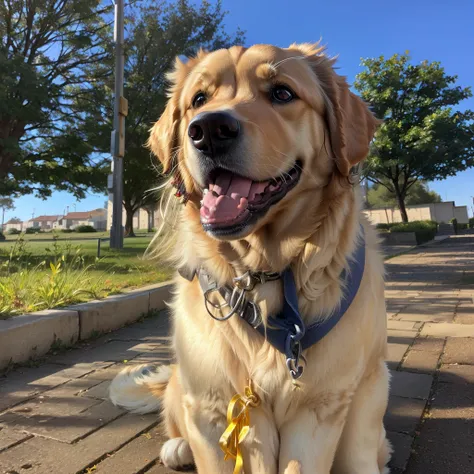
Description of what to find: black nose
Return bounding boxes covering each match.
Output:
[188,112,240,156]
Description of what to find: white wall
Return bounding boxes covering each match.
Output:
[431,202,455,224]
[454,206,469,224]
[107,195,158,231]
[4,222,23,232]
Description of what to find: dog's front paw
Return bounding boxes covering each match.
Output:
[160,437,195,471]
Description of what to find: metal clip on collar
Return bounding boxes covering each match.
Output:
[285,324,306,379]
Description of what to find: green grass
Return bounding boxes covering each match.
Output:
[4,230,131,241]
[0,234,172,318]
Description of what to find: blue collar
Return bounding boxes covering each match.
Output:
[180,229,366,379]
[253,230,366,377]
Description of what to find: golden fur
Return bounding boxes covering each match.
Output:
[110,43,390,473]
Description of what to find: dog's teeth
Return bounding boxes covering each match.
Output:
[203,189,209,195]
[200,200,203,206]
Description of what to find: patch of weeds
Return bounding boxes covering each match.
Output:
[0,358,15,376]
[136,308,162,323]
[146,308,162,318]
[87,330,103,340]
[0,246,106,317]
[22,356,46,368]
[49,337,73,355]
[1,234,170,317]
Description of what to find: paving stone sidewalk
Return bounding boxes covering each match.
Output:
[1,235,473,474]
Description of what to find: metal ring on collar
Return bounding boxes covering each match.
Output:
[204,286,247,322]
[286,357,304,379]
[203,288,229,310]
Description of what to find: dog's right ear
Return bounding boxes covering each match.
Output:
[147,57,191,173]
[147,99,179,174]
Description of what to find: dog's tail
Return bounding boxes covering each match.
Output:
[109,364,173,414]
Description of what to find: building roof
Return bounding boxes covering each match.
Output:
[31,215,62,222]
[89,208,106,216]
[5,218,22,224]
[63,212,92,220]
[63,209,106,220]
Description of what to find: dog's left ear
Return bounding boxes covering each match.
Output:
[291,43,381,176]
[323,74,380,176]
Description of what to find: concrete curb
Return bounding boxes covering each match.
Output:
[384,235,450,260]
[0,281,173,370]
[0,309,79,369]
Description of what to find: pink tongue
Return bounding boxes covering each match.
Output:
[200,171,268,224]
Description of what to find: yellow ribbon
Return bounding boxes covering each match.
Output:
[219,382,260,474]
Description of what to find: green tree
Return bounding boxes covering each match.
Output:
[356,52,474,222]
[76,0,244,236]
[367,180,441,208]
[0,0,112,199]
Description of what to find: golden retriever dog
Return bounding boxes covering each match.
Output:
[110,43,391,474]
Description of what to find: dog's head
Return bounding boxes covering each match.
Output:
[148,44,379,240]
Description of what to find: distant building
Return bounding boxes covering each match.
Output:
[364,201,469,225]
[25,215,62,230]
[4,218,24,232]
[55,209,107,231]
[106,201,160,231]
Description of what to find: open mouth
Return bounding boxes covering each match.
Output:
[200,161,302,236]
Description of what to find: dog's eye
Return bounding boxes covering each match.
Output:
[270,85,295,104]
[192,92,207,109]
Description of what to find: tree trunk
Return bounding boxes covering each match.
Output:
[124,207,136,237]
[145,209,154,232]
[393,183,409,223]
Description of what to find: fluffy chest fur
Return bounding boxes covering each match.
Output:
[170,219,386,430]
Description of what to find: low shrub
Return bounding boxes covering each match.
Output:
[376,223,399,230]
[60,228,74,233]
[469,217,474,229]
[0,231,5,242]
[458,223,468,231]
[25,227,38,234]
[390,220,438,245]
[8,228,21,235]
[75,225,96,233]
[390,220,437,232]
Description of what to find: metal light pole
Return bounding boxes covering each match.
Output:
[109,0,127,249]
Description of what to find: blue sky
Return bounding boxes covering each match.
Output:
[7,0,474,222]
